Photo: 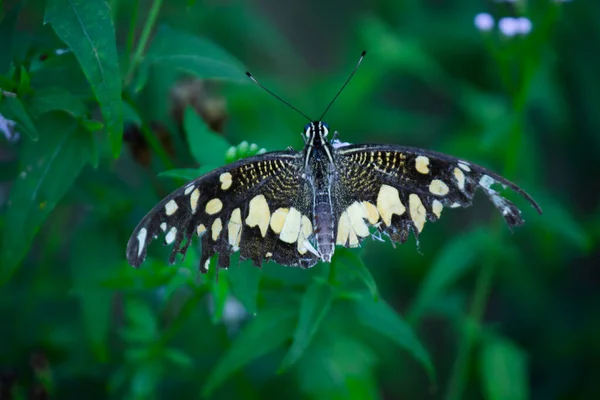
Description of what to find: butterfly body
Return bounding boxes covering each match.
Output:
[126,119,542,273]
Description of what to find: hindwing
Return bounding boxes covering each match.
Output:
[331,144,542,247]
[126,151,319,273]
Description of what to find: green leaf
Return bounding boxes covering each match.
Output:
[28,87,87,118]
[184,107,230,166]
[80,118,103,132]
[0,4,21,74]
[164,347,194,368]
[227,263,261,315]
[210,271,230,324]
[279,280,333,372]
[354,296,434,382]
[535,195,590,251]
[45,0,123,156]
[202,307,296,396]
[480,336,529,400]
[17,66,31,95]
[408,228,491,321]
[332,248,379,301]
[136,25,247,92]
[0,96,39,140]
[125,299,158,339]
[0,113,93,284]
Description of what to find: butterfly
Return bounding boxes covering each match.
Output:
[126,51,542,273]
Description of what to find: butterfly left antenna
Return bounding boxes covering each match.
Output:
[245,71,312,122]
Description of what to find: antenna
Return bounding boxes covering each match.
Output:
[245,71,312,122]
[318,50,366,121]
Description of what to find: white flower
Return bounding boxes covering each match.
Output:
[474,13,495,32]
[515,17,532,35]
[499,17,532,37]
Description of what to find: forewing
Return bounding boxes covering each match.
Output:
[331,144,542,247]
[126,151,319,272]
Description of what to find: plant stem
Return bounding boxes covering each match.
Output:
[125,0,163,85]
[444,258,496,400]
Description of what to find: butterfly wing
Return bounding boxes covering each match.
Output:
[126,150,319,272]
[331,144,542,247]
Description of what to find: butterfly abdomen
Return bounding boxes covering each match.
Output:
[314,189,334,262]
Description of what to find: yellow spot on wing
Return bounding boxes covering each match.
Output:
[245,194,270,237]
[190,188,200,213]
[429,179,449,196]
[197,224,206,236]
[220,172,233,190]
[415,156,430,174]
[409,194,426,232]
[453,167,465,190]
[377,184,406,226]
[361,201,379,224]
[206,198,223,215]
[165,200,178,216]
[336,211,351,246]
[211,218,222,241]
[270,208,289,234]
[280,207,301,243]
[228,208,242,250]
[347,201,370,237]
[432,199,443,218]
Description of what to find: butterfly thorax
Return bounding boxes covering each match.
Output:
[303,121,336,262]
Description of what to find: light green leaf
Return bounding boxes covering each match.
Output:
[0,112,93,284]
[354,296,434,382]
[164,348,194,368]
[279,280,333,372]
[202,307,296,396]
[227,263,261,315]
[480,336,529,400]
[17,66,31,95]
[0,96,39,140]
[29,87,87,118]
[408,228,491,321]
[136,25,247,92]
[45,0,123,156]
[184,107,230,166]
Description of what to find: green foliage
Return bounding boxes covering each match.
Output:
[1,0,599,399]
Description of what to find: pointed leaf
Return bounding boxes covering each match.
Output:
[184,107,230,166]
[45,0,123,156]
[202,307,296,396]
[279,280,333,372]
[333,248,379,301]
[480,336,529,400]
[0,113,93,284]
[354,296,434,382]
[29,87,87,118]
[136,26,247,92]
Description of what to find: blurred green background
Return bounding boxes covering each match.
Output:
[1,0,599,398]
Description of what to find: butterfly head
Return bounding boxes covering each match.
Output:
[305,121,329,147]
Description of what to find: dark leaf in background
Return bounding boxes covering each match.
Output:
[0,112,93,284]
[45,0,123,156]
[0,4,21,74]
[0,96,39,140]
[480,335,529,400]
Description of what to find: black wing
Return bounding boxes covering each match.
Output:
[330,143,542,247]
[126,150,319,272]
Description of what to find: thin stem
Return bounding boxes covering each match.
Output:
[125,0,163,85]
[444,257,496,400]
[126,0,141,60]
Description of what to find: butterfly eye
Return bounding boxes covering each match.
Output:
[304,123,312,132]
[322,122,329,129]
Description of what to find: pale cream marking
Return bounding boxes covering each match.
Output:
[279,207,302,243]
[377,184,406,226]
[409,194,426,233]
[204,259,210,271]
[348,229,359,248]
[184,185,195,195]
[450,202,461,208]
[453,167,466,191]
[205,198,223,215]
[211,218,222,241]
[479,174,495,189]
[190,188,200,213]
[165,199,178,216]
[415,155,430,174]
[220,172,233,190]
[228,208,242,250]
[265,252,273,258]
[297,215,314,255]
[245,194,270,237]
[197,224,206,236]
[458,162,471,172]
[347,201,370,237]
[137,228,147,256]
[432,199,443,218]
[301,215,313,238]
[160,222,167,232]
[336,211,351,246]
[270,208,289,234]
[361,201,379,225]
[165,227,177,244]
[429,179,450,196]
